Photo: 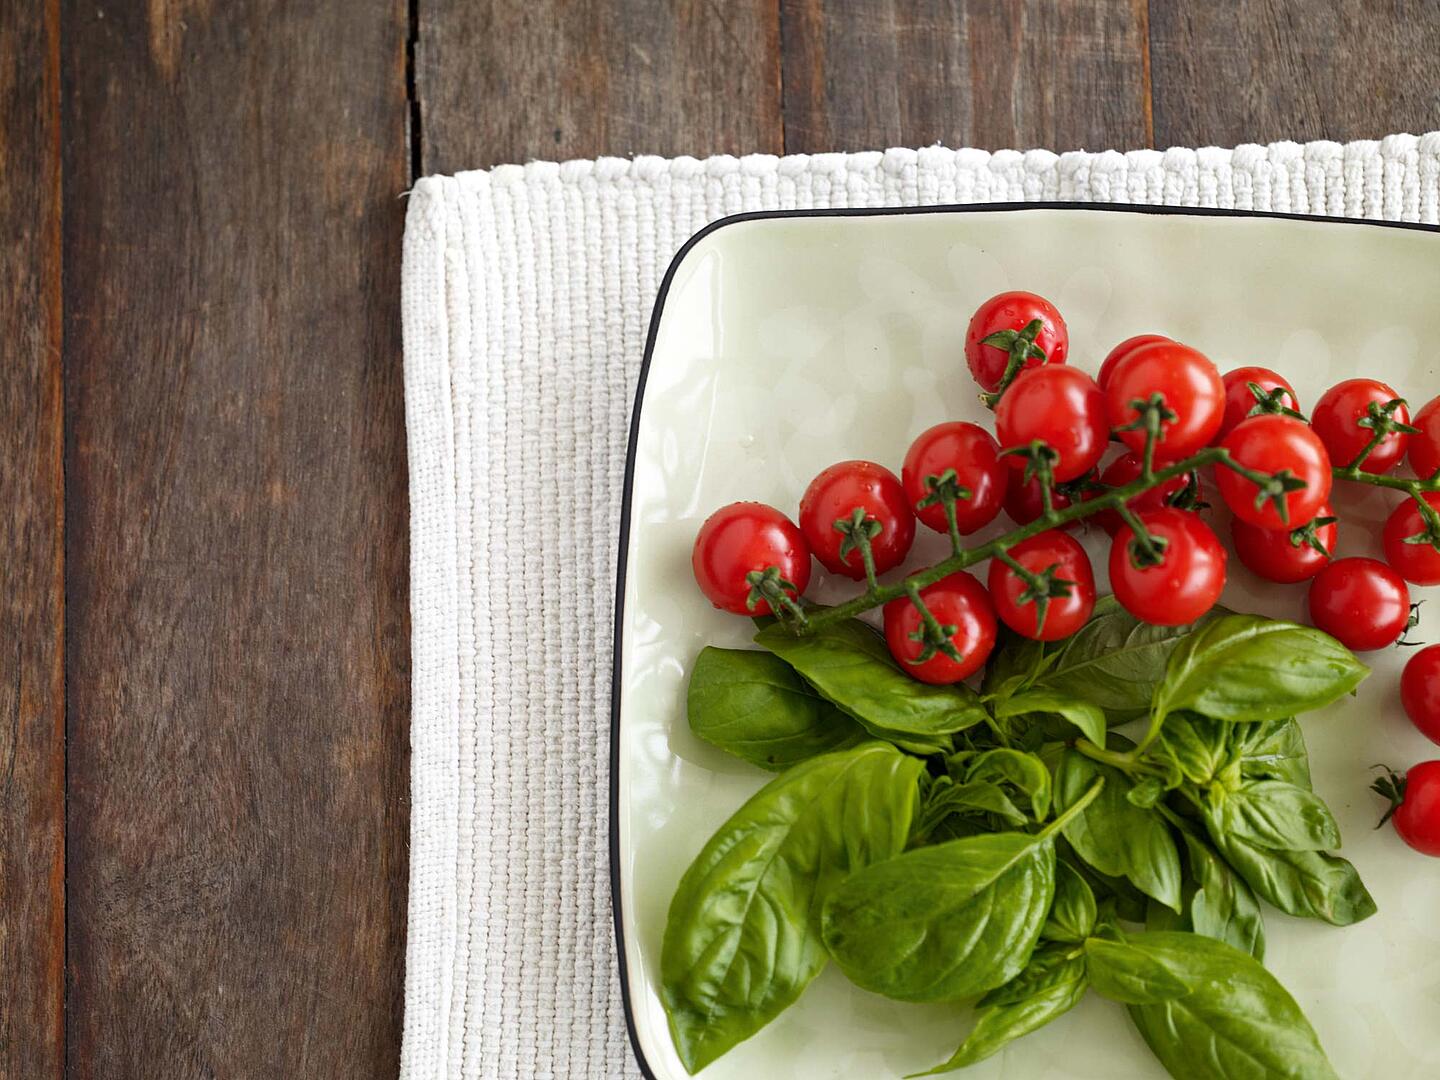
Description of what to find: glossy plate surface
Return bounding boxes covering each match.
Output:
[613,206,1440,1080]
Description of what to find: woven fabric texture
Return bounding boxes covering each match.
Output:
[399,134,1440,1079]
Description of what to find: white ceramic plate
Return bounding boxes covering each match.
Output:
[612,205,1440,1080]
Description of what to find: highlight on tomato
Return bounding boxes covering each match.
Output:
[1097,333,1170,389]
[691,502,812,615]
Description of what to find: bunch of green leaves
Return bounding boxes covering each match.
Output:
[664,601,1371,1077]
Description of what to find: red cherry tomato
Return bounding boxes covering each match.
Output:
[1409,395,1440,479]
[901,422,1007,536]
[1377,761,1440,857]
[691,502,812,615]
[964,291,1069,393]
[799,461,915,580]
[1097,334,1170,390]
[1311,378,1411,474]
[883,571,997,684]
[1109,508,1227,626]
[1084,452,1191,536]
[1003,469,1078,531]
[1231,502,1337,584]
[995,366,1108,483]
[1402,645,1440,745]
[987,530,1096,641]
[1104,341,1225,462]
[1216,415,1332,529]
[1307,556,1410,652]
[1217,366,1300,441]
[1383,493,1440,585]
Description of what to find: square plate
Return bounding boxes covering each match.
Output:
[611,205,1440,1080]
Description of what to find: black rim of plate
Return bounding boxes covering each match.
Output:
[607,200,1440,1079]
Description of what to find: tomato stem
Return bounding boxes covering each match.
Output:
[1038,776,1105,839]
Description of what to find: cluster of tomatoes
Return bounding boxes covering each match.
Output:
[690,289,1440,847]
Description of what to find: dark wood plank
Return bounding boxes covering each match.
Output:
[61,2,411,1076]
[780,0,1150,154]
[1151,0,1440,148]
[417,0,783,175]
[0,1,65,1076]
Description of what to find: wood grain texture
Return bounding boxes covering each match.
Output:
[61,2,411,1076]
[1150,0,1440,148]
[416,0,783,175]
[779,0,1150,153]
[0,1,65,1076]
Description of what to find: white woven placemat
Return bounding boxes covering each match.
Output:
[399,133,1440,1080]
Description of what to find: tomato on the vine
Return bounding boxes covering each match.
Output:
[995,366,1108,482]
[691,502,811,615]
[1084,452,1192,536]
[901,421,1006,536]
[1382,493,1440,585]
[1409,394,1440,479]
[1105,341,1225,461]
[987,530,1096,641]
[882,571,997,684]
[1373,761,1440,857]
[1097,333,1170,390]
[1003,469,1079,530]
[1231,502,1337,584]
[1311,378,1411,474]
[964,291,1068,393]
[799,461,915,579]
[1216,415,1332,529]
[1307,556,1411,652]
[1402,645,1440,745]
[1109,508,1227,626]
[1217,366,1300,441]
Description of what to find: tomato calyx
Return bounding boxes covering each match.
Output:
[1113,393,1178,474]
[1400,493,1440,555]
[1245,380,1307,422]
[1001,440,1062,512]
[1117,506,1171,569]
[833,507,885,587]
[1166,469,1208,511]
[1398,602,1426,648]
[993,549,1075,636]
[917,468,974,553]
[1371,765,1408,828]
[1347,397,1420,470]
[901,580,964,664]
[1222,455,1312,525]
[744,565,808,624]
[1291,514,1339,557]
[978,318,1047,408]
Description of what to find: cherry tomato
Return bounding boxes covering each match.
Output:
[1383,493,1440,585]
[1216,415,1332,529]
[1409,395,1440,479]
[799,461,915,580]
[1105,341,1225,462]
[1109,508,1227,626]
[1402,645,1440,745]
[1004,469,1079,531]
[883,571,997,684]
[1231,502,1337,584]
[1217,366,1300,441]
[1307,556,1410,652]
[1097,334,1170,390]
[691,502,812,615]
[995,366,1108,482]
[964,291,1069,393]
[1311,378,1411,474]
[987,530,1096,641]
[1084,452,1192,536]
[902,422,1006,536]
[1375,761,1440,857]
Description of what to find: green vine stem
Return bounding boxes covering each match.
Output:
[1037,776,1106,838]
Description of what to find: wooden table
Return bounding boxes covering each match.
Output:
[5,2,1437,1075]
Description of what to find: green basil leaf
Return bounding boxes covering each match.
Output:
[1210,831,1376,926]
[994,688,1107,746]
[917,777,1028,835]
[910,947,1087,1076]
[979,626,1049,700]
[755,619,987,754]
[1152,614,1369,728]
[661,743,923,1072]
[1156,712,1233,786]
[1012,596,1226,721]
[1238,717,1313,789]
[1208,779,1341,852]
[1083,937,1194,1004]
[961,748,1052,820]
[687,647,868,770]
[1041,858,1097,943]
[1182,832,1266,960]
[1123,932,1341,1080]
[1145,894,1191,934]
[821,830,1056,1003]
[1125,776,1166,808]
[1055,750,1183,912]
